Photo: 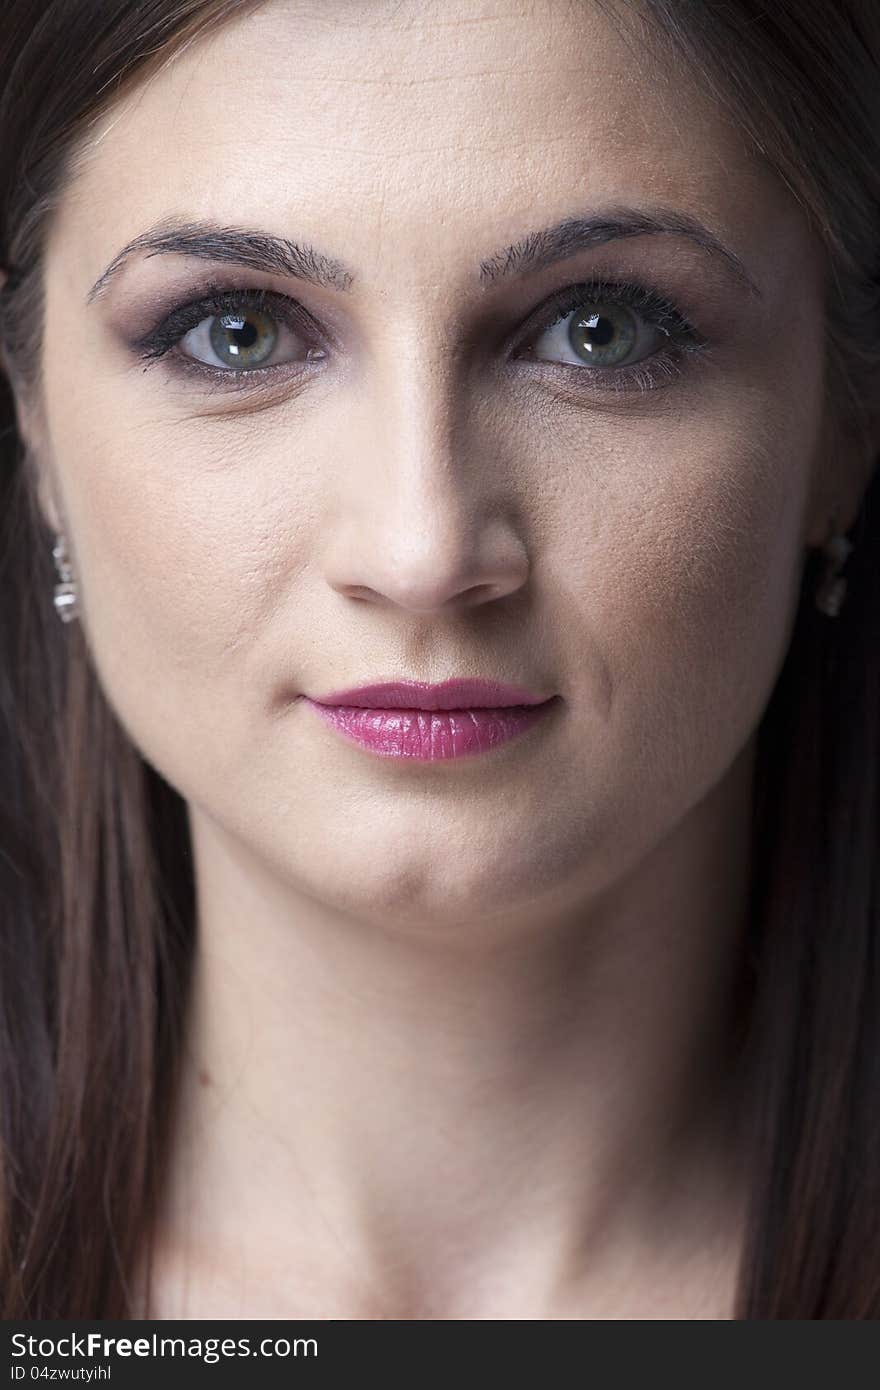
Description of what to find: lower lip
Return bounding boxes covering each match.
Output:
[302,698,559,760]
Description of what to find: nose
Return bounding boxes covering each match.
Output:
[321,346,531,614]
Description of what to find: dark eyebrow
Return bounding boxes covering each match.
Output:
[86,218,356,303]
[479,206,762,299]
[86,204,761,305]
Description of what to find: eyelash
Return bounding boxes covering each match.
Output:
[514,277,707,393]
[132,277,708,395]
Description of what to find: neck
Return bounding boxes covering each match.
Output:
[145,740,757,1319]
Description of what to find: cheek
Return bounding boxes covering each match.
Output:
[542,399,815,832]
[40,391,318,784]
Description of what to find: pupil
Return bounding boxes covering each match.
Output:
[581,311,614,347]
[221,314,258,354]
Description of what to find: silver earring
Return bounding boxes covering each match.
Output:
[52,532,80,624]
[814,520,854,619]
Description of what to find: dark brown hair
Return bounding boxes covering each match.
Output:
[1,0,878,1318]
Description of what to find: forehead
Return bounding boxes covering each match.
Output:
[53,0,806,293]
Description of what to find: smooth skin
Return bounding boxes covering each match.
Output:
[9,0,876,1318]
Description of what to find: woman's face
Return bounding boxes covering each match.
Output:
[32,0,832,925]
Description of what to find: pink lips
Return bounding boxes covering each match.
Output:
[302,679,559,761]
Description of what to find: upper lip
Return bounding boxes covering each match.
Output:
[306,678,554,710]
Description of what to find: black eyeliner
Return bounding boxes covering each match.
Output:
[511,274,710,394]
[127,271,709,396]
[518,275,705,350]
[132,283,323,362]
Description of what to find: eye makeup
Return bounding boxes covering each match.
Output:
[124,271,711,397]
[129,283,327,390]
[510,275,708,394]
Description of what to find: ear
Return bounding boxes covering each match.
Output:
[34,462,64,537]
[803,404,880,548]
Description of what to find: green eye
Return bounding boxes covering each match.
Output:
[567,302,637,367]
[522,282,687,380]
[208,308,279,368]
